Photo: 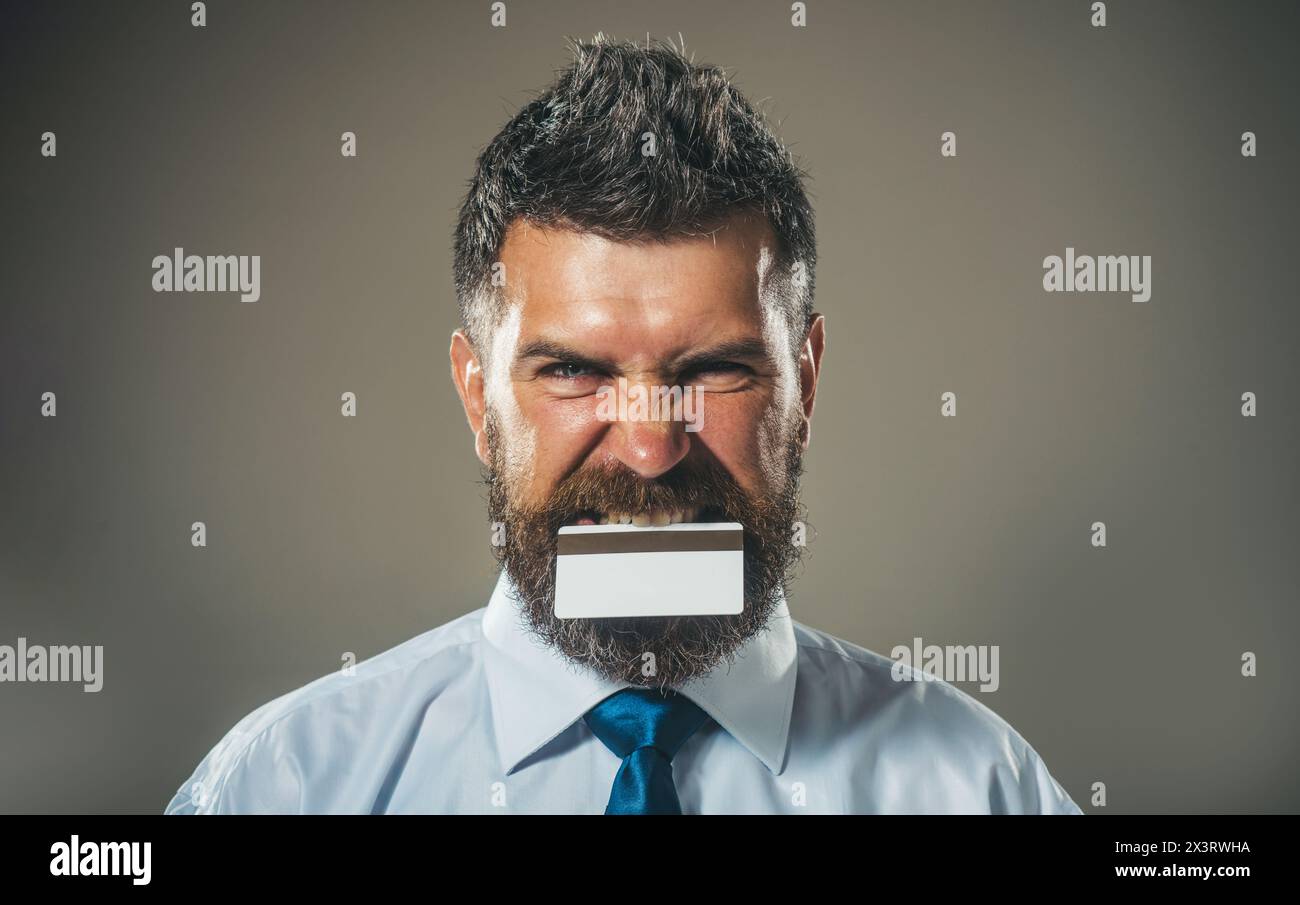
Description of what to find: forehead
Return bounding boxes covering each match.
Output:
[495,214,781,355]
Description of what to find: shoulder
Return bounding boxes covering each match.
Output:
[164,608,486,814]
[790,620,1082,814]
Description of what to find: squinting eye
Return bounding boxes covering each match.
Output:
[691,362,748,377]
[543,362,596,380]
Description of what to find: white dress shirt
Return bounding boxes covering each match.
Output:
[165,572,1083,814]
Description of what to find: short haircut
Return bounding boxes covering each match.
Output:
[453,35,817,358]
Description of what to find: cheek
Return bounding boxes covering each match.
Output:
[512,392,605,497]
[693,392,781,496]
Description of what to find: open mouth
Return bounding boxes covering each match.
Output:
[564,506,723,527]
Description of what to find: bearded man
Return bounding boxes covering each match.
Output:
[167,37,1080,816]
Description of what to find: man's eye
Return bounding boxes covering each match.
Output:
[689,362,748,377]
[543,362,595,380]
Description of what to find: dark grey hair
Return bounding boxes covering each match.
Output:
[452,35,817,357]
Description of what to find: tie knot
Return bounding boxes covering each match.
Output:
[584,688,712,761]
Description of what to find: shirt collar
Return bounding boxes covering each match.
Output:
[481,569,798,776]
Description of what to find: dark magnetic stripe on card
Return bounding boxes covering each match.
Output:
[557,529,744,556]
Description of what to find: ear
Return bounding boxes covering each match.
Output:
[797,314,826,450]
[449,329,491,467]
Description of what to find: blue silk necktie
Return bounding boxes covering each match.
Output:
[584,688,713,815]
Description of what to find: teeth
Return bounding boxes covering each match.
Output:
[599,507,700,526]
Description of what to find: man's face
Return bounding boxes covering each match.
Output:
[451,212,826,687]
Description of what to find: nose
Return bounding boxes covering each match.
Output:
[608,418,691,480]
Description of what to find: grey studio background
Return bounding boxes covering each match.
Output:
[1,0,1297,814]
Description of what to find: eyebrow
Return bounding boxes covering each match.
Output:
[672,338,774,372]
[516,339,610,369]
[515,337,774,374]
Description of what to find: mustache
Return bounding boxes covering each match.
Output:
[539,458,749,524]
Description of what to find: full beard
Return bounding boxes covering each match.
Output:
[484,412,807,689]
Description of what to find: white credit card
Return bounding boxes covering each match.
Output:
[554,522,744,618]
